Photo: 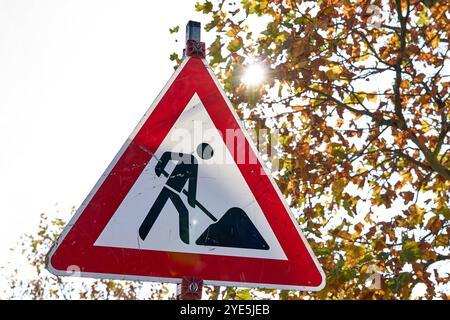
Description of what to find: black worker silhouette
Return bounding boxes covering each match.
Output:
[138,151,199,244]
[138,143,269,250]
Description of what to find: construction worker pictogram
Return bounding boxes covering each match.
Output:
[139,143,269,250]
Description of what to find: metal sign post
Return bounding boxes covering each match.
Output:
[183,20,205,58]
[176,277,204,300]
[177,21,205,301]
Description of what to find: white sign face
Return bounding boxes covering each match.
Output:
[95,93,287,260]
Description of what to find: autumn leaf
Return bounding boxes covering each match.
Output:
[326,65,343,80]
[407,204,425,225]
[195,1,213,13]
[227,37,243,52]
[400,241,422,263]
[426,216,442,234]
[169,25,179,34]
[332,177,347,196]
[400,191,415,205]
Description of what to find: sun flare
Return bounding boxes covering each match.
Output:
[242,64,265,86]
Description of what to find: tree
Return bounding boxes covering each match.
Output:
[3,212,173,300]
[188,0,450,299]
[2,212,226,300]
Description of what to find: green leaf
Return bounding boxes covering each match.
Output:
[400,241,422,262]
[434,203,450,219]
[169,25,179,34]
[227,37,243,53]
[169,52,181,63]
[205,14,221,31]
[315,247,332,256]
[377,251,390,261]
[235,288,253,300]
[195,1,213,13]
[279,290,290,300]
[417,9,430,26]
[387,272,412,293]
[223,287,236,300]
[209,36,224,66]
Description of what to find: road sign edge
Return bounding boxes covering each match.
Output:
[45,56,326,292]
[43,268,324,292]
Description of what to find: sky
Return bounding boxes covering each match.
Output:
[0,0,215,273]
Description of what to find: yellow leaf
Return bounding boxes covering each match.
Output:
[227,37,243,52]
[226,28,239,38]
[260,0,268,10]
[332,65,343,75]
[345,244,365,266]
[367,92,377,103]
[435,235,449,246]
[332,177,347,195]
[408,204,425,225]
[421,120,431,132]
[426,31,439,49]
[431,36,439,49]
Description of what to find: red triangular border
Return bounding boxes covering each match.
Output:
[46,57,325,291]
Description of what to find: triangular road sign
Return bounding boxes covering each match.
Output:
[46,57,325,291]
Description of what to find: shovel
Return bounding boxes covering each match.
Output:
[161,170,217,222]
